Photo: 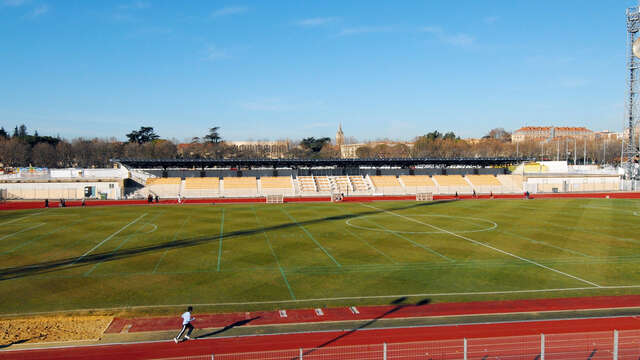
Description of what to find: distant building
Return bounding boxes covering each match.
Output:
[594,130,623,140]
[335,123,344,147]
[227,141,291,159]
[512,126,593,143]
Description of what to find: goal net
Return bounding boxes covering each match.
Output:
[266,194,284,204]
[416,192,433,201]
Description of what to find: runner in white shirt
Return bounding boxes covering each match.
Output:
[174,306,195,343]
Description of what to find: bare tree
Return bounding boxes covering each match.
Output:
[0,138,30,166]
[31,142,58,167]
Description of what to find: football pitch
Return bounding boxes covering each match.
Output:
[1,198,640,316]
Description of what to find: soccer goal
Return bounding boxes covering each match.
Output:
[416,192,433,201]
[266,194,284,204]
[331,193,344,202]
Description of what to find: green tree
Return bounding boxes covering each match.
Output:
[18,124,27,137]
[300,137,331,153]
[126,126,160,144]
[203,127,222,144]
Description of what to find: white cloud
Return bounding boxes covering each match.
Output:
[118,1,150,10]
[483,16,499,24]
[27,4,48,18]
[211,5,247,18]
[2,0,27,6]
[419,26,474,47]
[338,26,393,36]
[296,17,339,27]
[205,45,230,60]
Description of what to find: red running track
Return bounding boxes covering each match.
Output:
[3,316,640,359]
[1,192,639,211]
[105,295,640,333]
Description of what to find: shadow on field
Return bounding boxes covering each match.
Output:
[0,201,452,281]
[196,316,260,339]
[295,297,431,359]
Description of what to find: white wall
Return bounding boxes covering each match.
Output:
[0,181,121,200]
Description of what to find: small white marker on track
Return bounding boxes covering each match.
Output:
[314,308,324,316]
[349,306,359,314]
[278,310,287,318]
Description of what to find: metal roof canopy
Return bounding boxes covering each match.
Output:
[112,158,529,169]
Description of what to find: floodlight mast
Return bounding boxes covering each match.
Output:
[625,6,640,180]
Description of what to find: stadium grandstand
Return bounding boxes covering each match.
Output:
[0,158,632,200]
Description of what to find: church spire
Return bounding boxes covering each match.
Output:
[336,123,344,146]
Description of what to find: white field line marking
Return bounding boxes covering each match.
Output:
[280,207,341,267]
[329,204,399,264]
[0,223,45,242]
[0,211,44,226]
[497,211,640,249]
[361,217,453,262]
[499,230,593,258]
[252,206,296,300]
[216,208,225,272]
[343,228,398,264]
[152,216,191,274]
[84,212,165,276]
[361,203,602,288]
[2,218,87,256]
[9,285,640,316]
[72,213,147,264]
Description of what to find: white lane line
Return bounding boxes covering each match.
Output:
[72,213,147,264]
[0,211,44,226]
[361,203,602,288]
[4,313,640,352]
[0,223,45,242]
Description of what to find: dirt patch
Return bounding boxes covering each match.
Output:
[0,316,112,345]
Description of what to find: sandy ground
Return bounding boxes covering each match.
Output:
[0,316,112,345]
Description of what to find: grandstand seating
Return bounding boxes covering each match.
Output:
[369,176,403,194]
[146,177,181,186]
[433,175,473,194]
[146,177,181,198]
[182,177,220,198]
[314,176,332,192]
[466,175,502,194]
[349,176,370,192]
[332,176,351,193]
[223,177,258,197]
[497,175,524,193]
[260,176,294,195]
[399,175,436,194]
[297,176,317,193]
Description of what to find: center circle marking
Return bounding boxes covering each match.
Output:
[345,214,497,234]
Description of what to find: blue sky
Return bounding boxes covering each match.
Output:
[0,0,635,142]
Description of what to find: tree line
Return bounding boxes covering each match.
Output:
[0,125,625,168]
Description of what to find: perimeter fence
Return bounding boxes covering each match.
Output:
[157,329,640,360]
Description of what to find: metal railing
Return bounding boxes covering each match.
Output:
[159,329,640,360]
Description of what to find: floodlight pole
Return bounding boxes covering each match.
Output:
[625,5,640,179]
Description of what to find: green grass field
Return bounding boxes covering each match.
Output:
[1,199,640,316]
